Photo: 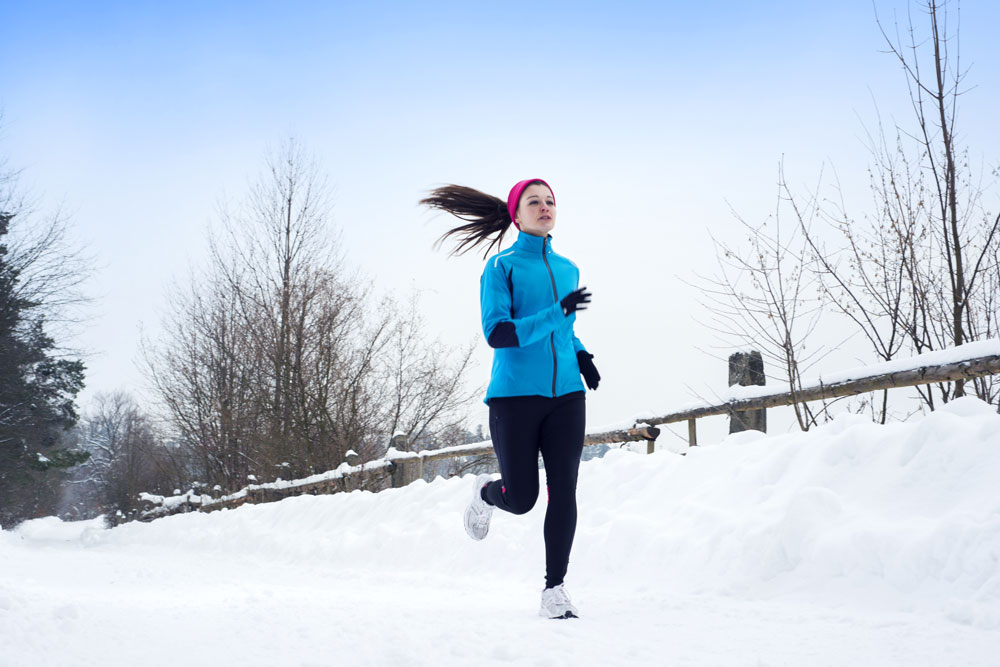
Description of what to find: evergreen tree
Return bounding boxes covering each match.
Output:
[0,211,86,528]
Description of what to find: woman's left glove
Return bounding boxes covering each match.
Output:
[577,351,601,390]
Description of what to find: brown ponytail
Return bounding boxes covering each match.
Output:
[421,184,514,258]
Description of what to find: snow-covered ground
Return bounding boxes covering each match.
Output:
[3,397,999,666]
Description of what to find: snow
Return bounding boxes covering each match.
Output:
[3,397,1000,665]
[137,490,208,511]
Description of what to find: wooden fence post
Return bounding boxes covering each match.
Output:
[388,433,421,488]
[344,450,360,491]
[644,426,661,454]
[728,350,766,434]
[390,459,421,488]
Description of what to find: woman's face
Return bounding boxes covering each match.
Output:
[515,184,556,237]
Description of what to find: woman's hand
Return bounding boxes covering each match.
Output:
[577,351,600,390]
[561,287,591,316]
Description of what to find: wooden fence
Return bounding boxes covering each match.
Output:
[649,352,1000,446]
[137,424,660,521]
[138,350,1000,522]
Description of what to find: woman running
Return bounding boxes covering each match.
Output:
[420,178,600,619]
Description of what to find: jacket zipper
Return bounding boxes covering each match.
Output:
[541,236,559,397]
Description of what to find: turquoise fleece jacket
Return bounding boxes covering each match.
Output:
[480,232,587,403]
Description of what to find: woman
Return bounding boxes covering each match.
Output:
[420,178,600,619]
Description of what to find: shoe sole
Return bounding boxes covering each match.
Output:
[464,475,492,540]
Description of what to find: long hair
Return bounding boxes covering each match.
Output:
[421,184,518,258]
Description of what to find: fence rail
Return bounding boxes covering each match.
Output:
[642,353,1000,445]
[137,424,661,522]
[138,348,1000,523]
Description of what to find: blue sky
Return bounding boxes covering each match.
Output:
[2,1,999,440]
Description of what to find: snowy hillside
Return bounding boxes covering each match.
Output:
[3,397,999,666]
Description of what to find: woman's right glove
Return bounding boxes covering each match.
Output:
[577,351,601,390]
[561,287,592,316]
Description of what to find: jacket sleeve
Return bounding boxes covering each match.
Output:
[480,259,565,349]
[572,334,587,355]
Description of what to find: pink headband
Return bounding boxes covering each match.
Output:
[507,179,555,230]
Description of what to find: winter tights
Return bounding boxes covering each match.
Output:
[483,391,586,589]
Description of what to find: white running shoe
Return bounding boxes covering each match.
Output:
[539,584,579,619]
[463,474,494,540]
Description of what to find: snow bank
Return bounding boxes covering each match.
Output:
[580,397,1000,627]
[3,397,999,664]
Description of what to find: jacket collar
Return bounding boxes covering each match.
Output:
[513,231,552,254]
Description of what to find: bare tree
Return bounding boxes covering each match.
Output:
[800,0,1000,408]
[784,151,915,423]
[213,139,339,467]
[144,140,479,494]
[701,1,1000,426]
[0,117,92,347]
[872,0,1000,400]
[70,391,179,521]
[376,292,480,451]
[697,164,829,429]
[143,275,264,491]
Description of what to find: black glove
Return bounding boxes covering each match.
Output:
[561,287,591,316]
[577,351,600,390]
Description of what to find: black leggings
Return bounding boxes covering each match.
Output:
[484,391,586,589]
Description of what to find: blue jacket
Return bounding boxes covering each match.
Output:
[480,232,588,403]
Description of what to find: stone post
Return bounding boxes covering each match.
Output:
[728,350,766,434]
